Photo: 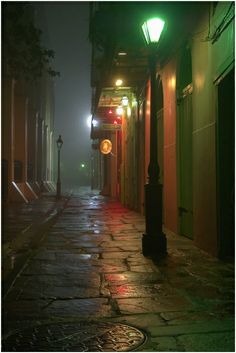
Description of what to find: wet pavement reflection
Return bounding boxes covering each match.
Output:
[2,187,235,352]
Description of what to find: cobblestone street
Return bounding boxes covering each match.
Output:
[2,188,235,351]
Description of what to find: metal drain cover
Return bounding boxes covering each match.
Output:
[2,321,146,351]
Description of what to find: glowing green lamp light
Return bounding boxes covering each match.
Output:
[142,18,165,45]
[81,163,85,168]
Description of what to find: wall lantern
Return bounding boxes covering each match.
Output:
[116,106,123,115]
[100,139,112,155]
[121,96,129,106]
[142,17,165,44]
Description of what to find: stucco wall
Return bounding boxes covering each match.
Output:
[162,59,178,233]
[191,14,217,254]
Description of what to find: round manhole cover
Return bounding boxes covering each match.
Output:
[2,321,146,351]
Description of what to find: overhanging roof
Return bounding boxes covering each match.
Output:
[89,2,209,124]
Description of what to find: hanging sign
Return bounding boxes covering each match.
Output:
[101,123,121,131]
[100,139,112,154]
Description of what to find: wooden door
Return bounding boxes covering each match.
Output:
[178,85,193,238]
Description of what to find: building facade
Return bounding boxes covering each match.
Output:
[2,75,56,203]
[90,2,234,258]
[2,3,56,203]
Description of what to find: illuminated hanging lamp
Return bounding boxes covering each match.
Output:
[115,79,123,86]
[116,106,123,115]
[121,96,129,106]
[142,17,165,44]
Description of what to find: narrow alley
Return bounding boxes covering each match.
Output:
[2,188,234,352]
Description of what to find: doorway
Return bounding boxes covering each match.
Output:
[217,68,235,258]
[177,46,193,238]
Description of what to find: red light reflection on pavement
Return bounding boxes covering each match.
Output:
[116,284,129,295]
[105,274,127,282]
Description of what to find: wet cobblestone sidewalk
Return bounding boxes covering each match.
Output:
[2,187,235,351]
[2,192,70,294]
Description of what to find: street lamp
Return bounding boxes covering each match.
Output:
[56,135,63,199]
[142,18,165,44]
[141,17,167,258]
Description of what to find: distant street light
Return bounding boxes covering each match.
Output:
[87,115,92,128]
[141,17,167,258]
[56,135,63,199]
[115,79,123,86]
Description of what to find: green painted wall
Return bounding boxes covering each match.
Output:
[191,3,234,256]
[159,3,234,256]
[162,59,178,233]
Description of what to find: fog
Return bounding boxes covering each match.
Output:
[36,2,92,190]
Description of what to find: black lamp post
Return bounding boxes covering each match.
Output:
[56,135,63,199]
[141,18,167,258]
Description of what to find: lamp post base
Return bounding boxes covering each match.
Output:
[142,182,167,258]
[142,232,167,258]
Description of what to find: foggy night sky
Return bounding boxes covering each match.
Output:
[35,2,92,188]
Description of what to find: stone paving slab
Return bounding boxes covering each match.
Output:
[176,331,235,352]
[139,332,234,353]
[5,272,101,291]
[7,284,100,300]
[108,283,177,299]
[43,298,114,318]
[147,318,235,336]
[116,296,194,315]
[4,299,50,319]
[104,272,163,284]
